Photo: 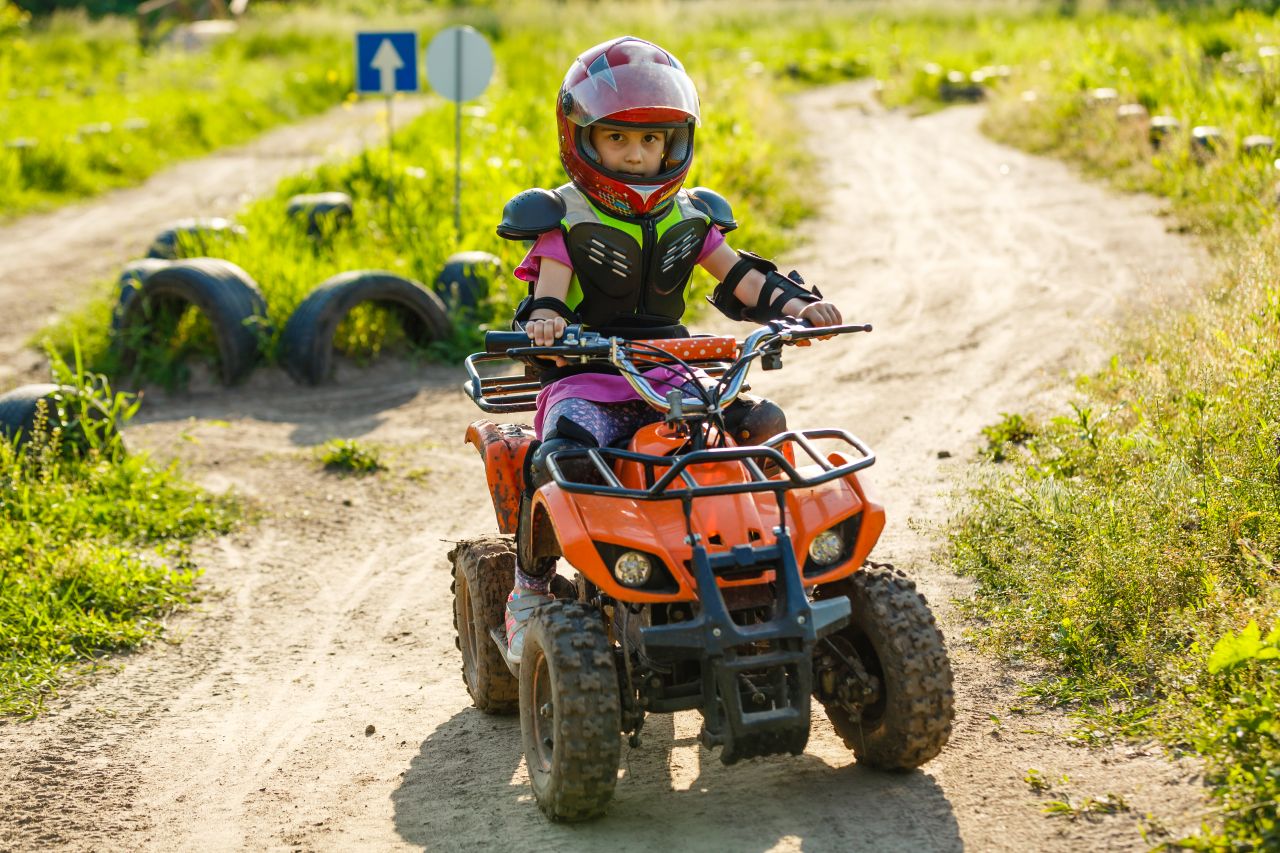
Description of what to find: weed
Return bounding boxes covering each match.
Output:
[1043,792,1131,820]
[981,412,1037,462]
[318,438,383,475]
[1025,768,1052,792]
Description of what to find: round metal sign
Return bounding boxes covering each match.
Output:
[425,26,494,103]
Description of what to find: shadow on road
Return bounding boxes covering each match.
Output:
[392,707,961,852]
[127,362,466,446]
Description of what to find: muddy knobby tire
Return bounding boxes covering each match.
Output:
[450,537,519,714]
[520,601,621,822]
[820,564,954,769]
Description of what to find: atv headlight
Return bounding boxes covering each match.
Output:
[808,530,844,566]
[614,551,653,587]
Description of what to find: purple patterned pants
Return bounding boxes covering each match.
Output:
[541,397,666,447]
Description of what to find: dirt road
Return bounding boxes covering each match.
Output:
[0,83,1214,851]
[0,95,430,388]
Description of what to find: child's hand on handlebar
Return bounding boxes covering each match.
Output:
[525,311,568,365]
[794,300,843,344]
[526,312,566,346]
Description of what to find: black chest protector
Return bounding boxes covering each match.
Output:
[498,184,739,331]
[559,185,708,327]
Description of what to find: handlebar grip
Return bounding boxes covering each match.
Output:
[484,330,536,354]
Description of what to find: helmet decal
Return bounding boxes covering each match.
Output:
[586,53,619,93]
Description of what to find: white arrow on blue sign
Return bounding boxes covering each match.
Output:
[355,32,420,95]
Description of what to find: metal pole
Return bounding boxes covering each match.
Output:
[386,92,395,235]
[454,26,462,238]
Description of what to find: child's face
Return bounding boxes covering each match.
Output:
[589,124,668,178]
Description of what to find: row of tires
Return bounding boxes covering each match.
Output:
[112,251,501,386]
[144,192,355,260]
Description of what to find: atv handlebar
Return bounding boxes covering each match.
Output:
[468,321,873,415]
[484,321,871,357]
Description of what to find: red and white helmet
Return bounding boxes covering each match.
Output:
[557,36,700,217]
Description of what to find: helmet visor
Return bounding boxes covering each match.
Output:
[564,63,700,127]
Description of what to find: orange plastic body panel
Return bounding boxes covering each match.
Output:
[532,424,885,603]
[636,336,738,362]
[465,419,536,534]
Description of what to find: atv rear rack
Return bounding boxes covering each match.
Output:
[543,428,875,501]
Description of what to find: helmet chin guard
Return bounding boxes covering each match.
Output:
[557,36,700,217]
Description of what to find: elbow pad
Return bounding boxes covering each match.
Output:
[707,251,822,322]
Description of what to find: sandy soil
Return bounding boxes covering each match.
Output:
[0,94,430,388]
[0,82,1217,851]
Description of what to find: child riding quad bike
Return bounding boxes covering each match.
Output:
[452,319,955,821]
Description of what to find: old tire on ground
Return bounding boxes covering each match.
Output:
[434,251,503,311]
[0,383,119,450]
[520,600,621,822]
[111,258,172,332]
[816,563,954,769]
[450,536,520,714]
[279,270,451,385]
[146,217,247,260]
[114,258,269,385]
[286,191,353,237]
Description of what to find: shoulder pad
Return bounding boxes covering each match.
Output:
[496,188,566,241]
[685,187,737,233]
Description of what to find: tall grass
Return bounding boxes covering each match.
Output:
[0,346,237,716]
[909,8,1280,849]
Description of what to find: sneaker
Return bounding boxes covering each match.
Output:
[504,589,552,666]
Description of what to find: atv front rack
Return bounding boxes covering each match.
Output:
[543,428,875,501]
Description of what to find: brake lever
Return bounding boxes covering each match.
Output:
[777,322,873,343]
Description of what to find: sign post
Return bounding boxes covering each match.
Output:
[425,26,494,237]
[355,31,420,231]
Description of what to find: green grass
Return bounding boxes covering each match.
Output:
[0,3,357,218]
[0,346,238,716]
[318,437,382,475]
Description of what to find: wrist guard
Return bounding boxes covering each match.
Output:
[513,295,581,327]
[707,251,823,323]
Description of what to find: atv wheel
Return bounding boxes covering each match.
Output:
[520,601,620,822]
[450,537,519,714]
[816,564,954,769]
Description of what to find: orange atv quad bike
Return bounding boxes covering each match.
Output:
[451,320,954,821]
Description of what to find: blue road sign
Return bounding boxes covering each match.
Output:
[355,32,420,95]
